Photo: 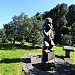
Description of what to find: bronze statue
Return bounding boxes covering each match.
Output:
[42,17,55,62]
[43,17,55,50]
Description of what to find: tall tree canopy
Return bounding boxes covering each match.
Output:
[3,3,75,46]
[42,3,69,44]
[66,4,75,26]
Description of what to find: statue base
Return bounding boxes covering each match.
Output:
[42,49,55,63]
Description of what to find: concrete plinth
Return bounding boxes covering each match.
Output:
[22,53,75,75]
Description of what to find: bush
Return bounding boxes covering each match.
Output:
[63,34,72,45]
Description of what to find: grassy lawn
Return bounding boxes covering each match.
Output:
[53,45,75,59]
[0,48,41,75]
[0,43,75,75]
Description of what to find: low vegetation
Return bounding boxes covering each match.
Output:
[0,43,75,75]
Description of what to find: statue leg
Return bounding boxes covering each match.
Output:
[42,46,48,63]
[42,40,50,63]
[48,40,54,50]
[48,45,53,50]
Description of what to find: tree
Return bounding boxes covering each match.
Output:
[4,12,29,45]
[0,29,6,43]
[61,32,72,45]
[29,17,43,47]
[4,22,17,44]
[70,22,75,45]
[66,4,75,27]
[41,3,69,44]
[52,4,69,44]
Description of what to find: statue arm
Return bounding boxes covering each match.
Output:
[49,29,54,40]
[43,30,49,36]
[43,24,49,36]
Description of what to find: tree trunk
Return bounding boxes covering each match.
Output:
[13,38,16,45]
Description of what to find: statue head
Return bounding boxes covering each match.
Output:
[45,17,53,29]
[45,17,52,24]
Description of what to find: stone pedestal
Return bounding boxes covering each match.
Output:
[22,53,75,75]
[42,49,55,63]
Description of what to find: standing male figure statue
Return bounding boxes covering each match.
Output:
[42,17,55,62]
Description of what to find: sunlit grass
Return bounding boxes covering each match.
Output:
[53,45,75,64]
[0,43,75,75]
[53,45,65,56]
[53,45,75,59]
[0,49,42,75]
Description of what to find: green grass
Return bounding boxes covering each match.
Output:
[53,45,64,55]
[0,44,42,75]
[0,43,75,75]
[53,45,75,63]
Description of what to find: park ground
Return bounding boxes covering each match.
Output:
[0,42,75,75]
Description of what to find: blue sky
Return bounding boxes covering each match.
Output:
[0,0,74,29]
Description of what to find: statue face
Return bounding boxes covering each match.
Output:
[47,22,51,24]
[48,23,53,29]
[44,17,53,29]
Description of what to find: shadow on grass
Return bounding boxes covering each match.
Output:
[55,55,64,59]
[0,43,13,50]
[14,44,41,49]
[0,58,24,63]
[0,57,31,64]
[0,43,41,50]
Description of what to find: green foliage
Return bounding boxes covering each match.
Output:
[28,17,43,47]
[42,3,69,44]
[51,3,69,44]
[0,29,7,43]
[4,12,28,45]
[0,43,14,50]
[62,33,72,45]
[4,12,43,47]
[2,3,75,46]
[60,22,75,46]
[66,4,75,26]
[70,22,75,45]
